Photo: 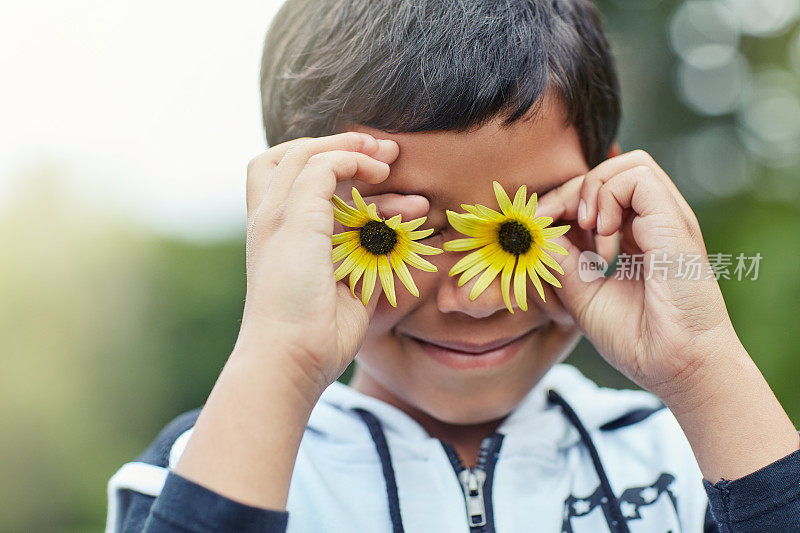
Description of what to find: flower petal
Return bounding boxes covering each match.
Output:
[390,251,419,297]
[408,240,444,255]
[537,249,565,275]
[361,255,378,306]
[446,210,489,237]
[408,228,434,240]
[533,216,554,228]
[332,230,359,245]
[397,216,427,232]
[404,251,438,272]
[493,181,514,216]
[333,206,368,228]
[500,258,515,313]
[377,255,397,307]
[513,255,528,311]
[512,185,527,215]
[334,246,365,280]
[541,225,570,239]
[447,250,488,276]
[332,194,362,218]
[460,203,504,221]
[525,193,538,219]
[526,261,546,302]
[367,203,380,221]
[351,187,369,213]
[458,261,489,287]
[469,257,503,301]
[443,237,488,252]
[332,237,360,263]
[534,260,562,288]
[385,214,402,229]
[348,256,368,298]
[540,239,568,255]
[450,243,500,276]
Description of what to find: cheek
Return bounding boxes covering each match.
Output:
[367,269,440,335]
[368,303,407,334]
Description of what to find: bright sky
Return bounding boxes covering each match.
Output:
[0,1,286,241]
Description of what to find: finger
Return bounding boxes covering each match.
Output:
[546,231,606,325]
[270,135,397,207]
[367,193,430,221]
[338,261,384,311]
[246,132,399,221]
[334,270,384,361]
[579,149,695,230]
[285,151,393,219]
[332,193,430,235]
[524,181,601,324]
[594,165,692,255]
[535,174,585,222]
[596,231,621,264]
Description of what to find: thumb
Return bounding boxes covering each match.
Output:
[332,190,430,235]
[546,230,608,325]
[334,260,384,362]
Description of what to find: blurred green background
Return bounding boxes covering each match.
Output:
[2,0,800,530]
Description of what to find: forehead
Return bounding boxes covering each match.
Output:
[338,97,588,214]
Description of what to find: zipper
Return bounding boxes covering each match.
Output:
[441,433,504,533]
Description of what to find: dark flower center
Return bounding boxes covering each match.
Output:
[498,220,533,255]
[360,220,398,255]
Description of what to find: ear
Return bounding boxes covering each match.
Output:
[607,142,622,159]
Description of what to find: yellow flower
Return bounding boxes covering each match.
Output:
[331,187,443,307]
[443,181,570,313]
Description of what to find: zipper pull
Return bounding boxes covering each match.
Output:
[458,467,487,527]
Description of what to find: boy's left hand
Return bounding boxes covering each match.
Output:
[536,150,743,405]
[537,149,799,483]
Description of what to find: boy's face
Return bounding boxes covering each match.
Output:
[336,96,606,424]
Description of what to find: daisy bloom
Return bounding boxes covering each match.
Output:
[443,181,570,313]
[331,187,443,307]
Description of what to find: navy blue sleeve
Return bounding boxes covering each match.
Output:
[703,447,800,532]
[110,409,289,533]
[144,472,289,532]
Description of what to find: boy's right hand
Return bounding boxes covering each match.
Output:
[236,132,427,399]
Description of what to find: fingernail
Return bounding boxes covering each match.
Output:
[596,211,603,231]
[578,199,587,222]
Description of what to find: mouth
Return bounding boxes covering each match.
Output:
[405,327,540,370]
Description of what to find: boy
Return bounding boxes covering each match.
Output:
[107,0,800,531]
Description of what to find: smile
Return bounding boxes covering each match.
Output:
[406,327,540,370]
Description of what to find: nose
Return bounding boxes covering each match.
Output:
[435,259,523,318]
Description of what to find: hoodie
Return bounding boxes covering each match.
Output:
[107,363,800,532]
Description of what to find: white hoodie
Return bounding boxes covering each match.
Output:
[108,363,711,532]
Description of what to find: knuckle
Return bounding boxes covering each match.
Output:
[306,151,336,167]
[598,183,616,207]
[582,171,604,191]
[346,131,372,150]
[629,149,653,163]
[586,175,603,189]
[269,136,312,154]
[632,164,657,180]
[254,202,288,233]
[246,152,269,176]
[283,140,314,161]
[682,214,701,242]
[246,156,258,175]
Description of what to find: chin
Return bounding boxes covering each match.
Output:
[417,391,523,425]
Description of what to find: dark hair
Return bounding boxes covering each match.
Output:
[260,0,620,167]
